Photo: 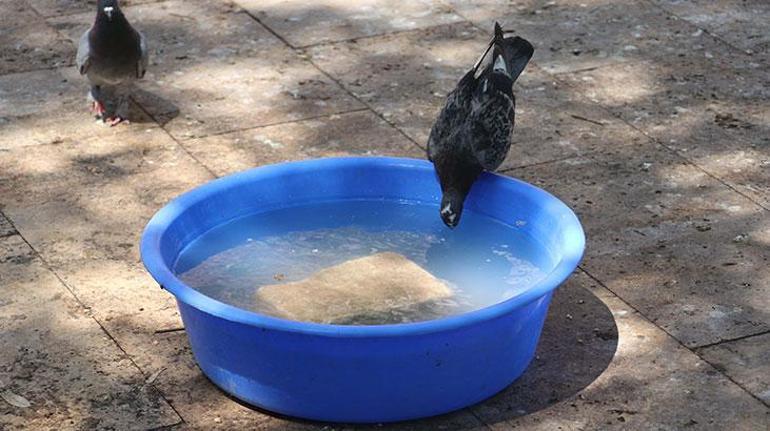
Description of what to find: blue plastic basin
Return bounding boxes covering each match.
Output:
[140,157,584,423]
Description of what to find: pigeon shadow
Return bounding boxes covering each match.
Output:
[131,87,180,127]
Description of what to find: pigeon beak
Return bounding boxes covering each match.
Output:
[103,6,114,20]
[440,203,460,229]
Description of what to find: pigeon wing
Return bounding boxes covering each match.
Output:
[76,29,92,75]
[470,83,515,171]
[427,70,475,161]
[137,31,148,79]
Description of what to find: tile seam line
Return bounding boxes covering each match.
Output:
[130,96,220,179]
[442,0,758,63]
[293,21,468,50]
[439,0,654,78]
[579,266,770,408]
[2,107,372,151]
[642,0,759,56]
[604,9,769,213]
[238,6,429,153]
[521,45,770,213]
[0,62,76,76]
[25,2,79,65]
[539,57,770,401]
[304,56,428,152]
[500,152,597,173]
[0,214,186,424]
[173,107,371,141]
[694,329,770,351]
[239,6,468,50]
[33,0,177,19]
[561,82,770,213]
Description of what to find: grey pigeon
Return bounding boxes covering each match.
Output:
[427,23,533,228]
[76,0,147,126]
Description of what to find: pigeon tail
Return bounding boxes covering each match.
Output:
[490,22,534,83]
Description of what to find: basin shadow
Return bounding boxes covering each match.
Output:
[469,276,618,425]
[206,277,618,429]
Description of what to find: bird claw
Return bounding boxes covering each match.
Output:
[91,101,107,118]
[104,116,128,127]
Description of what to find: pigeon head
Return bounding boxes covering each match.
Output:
[434,156,482,229]
[97,0,121,21]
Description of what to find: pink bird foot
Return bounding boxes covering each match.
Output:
[91,100,106,118]
[104,116,129,127]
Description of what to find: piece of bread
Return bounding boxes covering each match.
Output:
[255,252,454,324]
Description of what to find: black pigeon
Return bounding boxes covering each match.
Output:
[427,23,533,228]
[76,0,147,126]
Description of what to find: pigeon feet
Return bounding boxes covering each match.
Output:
[90,100,106,118]
[104,116,129,127]
[90,101,128,126]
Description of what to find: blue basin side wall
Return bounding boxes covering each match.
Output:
[177,292,554,423]
[141,158,584,422]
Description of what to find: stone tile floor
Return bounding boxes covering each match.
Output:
[0,0,768,429]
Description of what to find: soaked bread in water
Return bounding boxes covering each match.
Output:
[255,252,454,324]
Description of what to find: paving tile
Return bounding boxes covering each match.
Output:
[681,134,770,210]
[49,0,364,140]
[0,213,16,238]
[651,0,770,55]
[445,0,724,74]
[583,216,770,348]
[484,271,770,430]
[510,142,753,253]
[0,234,179,430]
[309,23,489,147]
[560,43,770,208]
[235,0,464,48]
[561,57,769,146]
[698,332,770,406]
[28,0,163,18]
[502,76,647,168]
[309,23,641,168]
[0,128,213,322]
[0,68,154,149]
[0,2,73,74]
[185,110,424,177]
[508,142,770,347]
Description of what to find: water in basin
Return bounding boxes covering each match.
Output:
[174,199,555,325]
